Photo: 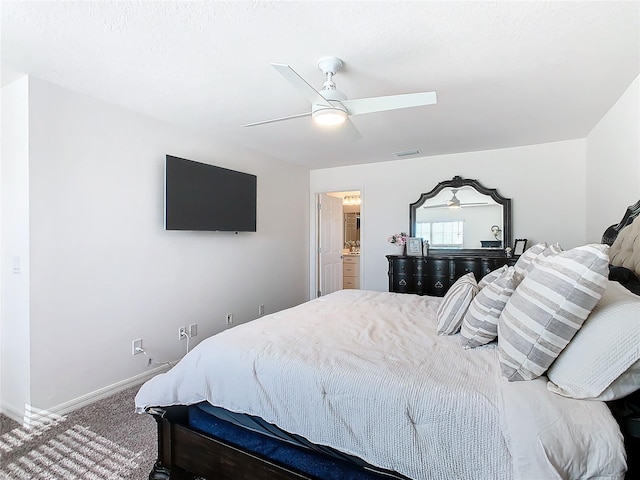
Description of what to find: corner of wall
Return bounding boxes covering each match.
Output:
[1,75,32,421]
[585,75,640,242]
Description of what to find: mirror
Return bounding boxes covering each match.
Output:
[409,176,512,255]
[344,212,360,244]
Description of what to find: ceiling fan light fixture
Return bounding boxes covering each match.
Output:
[312,108,347,126]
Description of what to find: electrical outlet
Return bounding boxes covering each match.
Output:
[258,304,265,316]
[132,339,142,355]
[189,323,197,337]
[178,327,187,339]
[226,313,233,326]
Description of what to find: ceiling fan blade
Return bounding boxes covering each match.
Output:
[423,203,449,209]
[242,112,311,127]
[342,91,437,116]
[339,118,362,141]
[271,63,332,107]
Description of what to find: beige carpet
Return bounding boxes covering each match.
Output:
[0,385,156,479]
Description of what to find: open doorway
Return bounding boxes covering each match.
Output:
[315,191,361,298]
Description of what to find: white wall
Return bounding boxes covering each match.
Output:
[311,139,587,293]
[1,77,310,419]
[586,75,640,242]
[1,77,32,420]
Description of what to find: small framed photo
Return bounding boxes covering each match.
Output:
[513,239,528,257]
[406,237,424,256]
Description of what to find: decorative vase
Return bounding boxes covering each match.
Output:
[392,244,405,255]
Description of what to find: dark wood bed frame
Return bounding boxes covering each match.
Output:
[148,405,312,480]
[146,200,640,480]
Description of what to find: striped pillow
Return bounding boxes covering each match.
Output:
[461,267,522,348]
[478,264,508,289]
[513,242,547,276]
[498,244,610,381]
[523,243,564,275]
[436,273,478,335]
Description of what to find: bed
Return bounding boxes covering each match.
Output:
[135,201,640,480]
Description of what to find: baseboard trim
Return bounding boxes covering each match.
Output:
[1,364,172,427]
[0,403,26,425]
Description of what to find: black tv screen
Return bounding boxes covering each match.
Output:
[165,155,257,232]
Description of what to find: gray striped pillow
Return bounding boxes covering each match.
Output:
[513,242,547,276]
[498,244,610,381]
[478,265,508,289]
[523,243,564,275]
[461,267,522,348]
[436,273,478,335]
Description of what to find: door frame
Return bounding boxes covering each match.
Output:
[309,187,364,299]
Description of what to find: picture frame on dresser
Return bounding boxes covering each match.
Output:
[406,237,423,256]
[513,238,528,256]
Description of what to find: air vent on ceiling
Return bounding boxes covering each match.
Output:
[393,149,421,158]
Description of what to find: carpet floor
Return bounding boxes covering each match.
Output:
[0,385,157,479]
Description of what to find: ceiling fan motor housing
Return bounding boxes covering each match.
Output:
[317,57,343,75]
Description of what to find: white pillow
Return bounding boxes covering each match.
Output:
[436,273,478,335]
[498,244,610,381]
[546,280,640,400]
[461,267,522,348]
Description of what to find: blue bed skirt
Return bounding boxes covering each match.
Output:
[188,402,406,480]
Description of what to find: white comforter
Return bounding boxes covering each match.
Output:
[135,290,626,480]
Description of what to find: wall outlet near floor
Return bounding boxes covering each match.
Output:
[226,313,233,326]
[132,338,142,355]
[188,323,197,337]
[258,304,265,316]
[178,326,187,339]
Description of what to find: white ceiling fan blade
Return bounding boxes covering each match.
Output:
[333,118,362,141]
[423,203,449,209]
[342,91,437,116]
[242,112,311,127]
[271,63,332,108]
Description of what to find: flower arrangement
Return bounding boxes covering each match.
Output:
[388,232,408,246]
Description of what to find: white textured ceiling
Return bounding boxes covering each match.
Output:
[2,1,638,169]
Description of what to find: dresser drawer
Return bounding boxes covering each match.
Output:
[343,255,359,265]
[391,274,412,293]
[393,257,414,275]
[343,264,359,277]
[481,257,516,276]
[426,276,449,296]
[454,259,481,278]
[427,259,450,276]
[343,276,359,289]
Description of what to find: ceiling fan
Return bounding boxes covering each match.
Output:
[423,189,489,209]
[242,57,437,136]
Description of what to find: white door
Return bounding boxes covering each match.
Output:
[317,193,344,297]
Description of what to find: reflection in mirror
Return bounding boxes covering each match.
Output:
[344,212,360,244]
[410,177,511,253]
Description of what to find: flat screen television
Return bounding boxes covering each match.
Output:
[165,155,257,232]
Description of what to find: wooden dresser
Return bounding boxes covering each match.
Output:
[386,254,516,296]
[343,254,360,289]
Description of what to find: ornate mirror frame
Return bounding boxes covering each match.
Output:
[409,176,512,256]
